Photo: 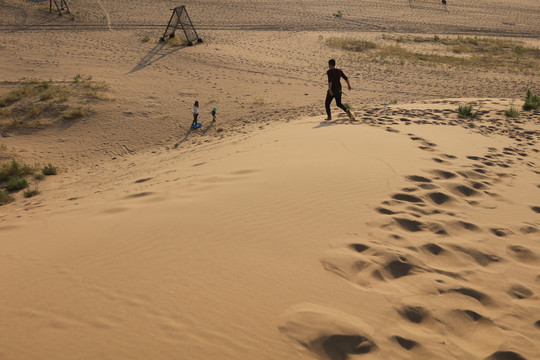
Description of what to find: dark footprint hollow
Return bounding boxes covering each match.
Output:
[386,259,413,279]
[393,336,418,350]
[392,194,424,203]
[322,335,376,360]
[454,185,478,197]
[449,287,489,304]
[407,175,432,183]
[433,170,456,179]
[508,284,533,299]
[457,221,480,231]
[531,206,540,213]
[507,245,537,262]
[485,351,527,360]
[427,192,452,205]
[394,218,425,232]
[350,243,369,253]
[464,310,484,321]
[422,243,444,255]
[376,207,397,215]
[398,305,428,324]
[491,228,512,237]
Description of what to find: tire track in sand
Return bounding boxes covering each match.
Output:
[96,0,112,31]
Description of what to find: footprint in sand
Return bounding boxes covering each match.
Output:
[485,351,527,360]
[278,304,377,360]
[507,284,534,299]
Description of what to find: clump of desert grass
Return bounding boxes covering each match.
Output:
[0,159,58,206]
[326,38,376,52]
[0,75,110,129]
[504,105,519,118]
[522,89,539,111]
[327,35,540,73]
[457,104,479,118]
[166,36,188,47]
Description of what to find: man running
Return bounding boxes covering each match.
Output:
[325,59,355,121]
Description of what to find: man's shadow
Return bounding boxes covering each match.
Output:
[128,41,187,74]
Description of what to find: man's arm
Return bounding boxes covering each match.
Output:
[342,71,352,91]
[328,81,333,95]
[345,78,351,91]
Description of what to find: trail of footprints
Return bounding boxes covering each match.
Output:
[283,121,539,359]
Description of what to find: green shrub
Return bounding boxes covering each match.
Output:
[333,10,343,18]
[458,104,478,118]
[0,159,34,182]
[42,163,57,175]
[33,173,45,180]
[24,188,40,198]
[141,35,151,42]
[5,176,28,192]
[0,189,13,206]
[523,89,539,111]
[504,106,519,117]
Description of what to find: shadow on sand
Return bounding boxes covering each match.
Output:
[408,0,449,13]
[128,41,187,74]
[313,118,357,129]
[173,120,216,148]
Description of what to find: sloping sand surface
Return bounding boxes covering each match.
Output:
[2,116,539,360]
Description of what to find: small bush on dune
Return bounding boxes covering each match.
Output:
[42,163,57,176]
[0,189,13,205]
[458,104,479,118]
[523,89,539,111]
[5,176,28,192]
[333,10,343,18]
[33,173,45,180]
[504,106,519,117]
[0,159,34,182]
[141,35,151,42]
[24,188,40,198]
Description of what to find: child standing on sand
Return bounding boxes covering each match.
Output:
[211,107,217,122]
[192,101,199,127]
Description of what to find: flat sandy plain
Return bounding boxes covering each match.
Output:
[0,0,539,359]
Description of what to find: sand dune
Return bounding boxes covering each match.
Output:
[1,0,539,359]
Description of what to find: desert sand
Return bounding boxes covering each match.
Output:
[0,0,539,359]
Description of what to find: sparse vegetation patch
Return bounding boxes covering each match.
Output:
[0,159,58,206]
[327,35,540,72]
[0,76,110,130]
